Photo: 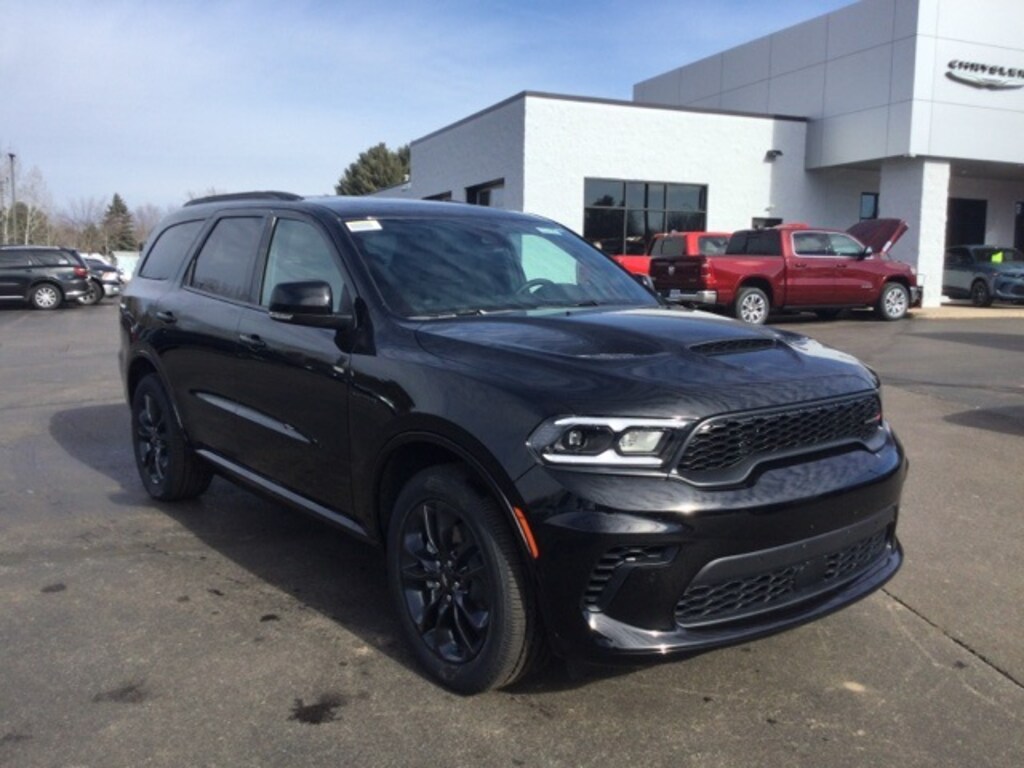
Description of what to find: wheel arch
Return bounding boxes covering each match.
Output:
[372,430,535,565]
[737,277,774,306]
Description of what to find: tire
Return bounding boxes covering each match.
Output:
[79,279,104,306]
[387,465,542,694]
[876,282,909,321]
[29,283,63,310]
[970,280,993,307]
[734,286,770,325]
[131,374,212,501]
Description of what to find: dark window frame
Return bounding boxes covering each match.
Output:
[583,178,708,255]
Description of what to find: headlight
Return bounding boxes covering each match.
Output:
[527,416,692,468]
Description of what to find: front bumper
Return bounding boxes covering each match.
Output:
[517,432,907,660]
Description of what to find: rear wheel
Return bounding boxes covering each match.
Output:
[387,465,541,693]
[735,286,769,325]
[131,374,212,501]
[29,283,62,310]
[876,282,909,321]
[970,280,993,307]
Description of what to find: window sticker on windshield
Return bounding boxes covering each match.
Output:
[346,219,383,233]
[536,227,562,235]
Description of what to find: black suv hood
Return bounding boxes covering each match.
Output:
[415,308,875,418]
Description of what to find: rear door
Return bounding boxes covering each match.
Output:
[155,214,268,456]
[943,247,973,297]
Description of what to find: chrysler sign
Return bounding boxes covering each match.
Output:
[947,60,1024,90]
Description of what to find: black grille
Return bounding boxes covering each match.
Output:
[677,394,881,475]
[689,338,778,356]
[675,530,888,627]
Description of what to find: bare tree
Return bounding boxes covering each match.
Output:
[133,203,165,247]
[61,196,106,252]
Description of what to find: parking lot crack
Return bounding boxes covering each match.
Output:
[883,588,1024,692]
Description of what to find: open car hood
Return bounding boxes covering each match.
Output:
[847,218,907,254]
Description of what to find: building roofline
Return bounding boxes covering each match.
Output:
[411,90,807,147]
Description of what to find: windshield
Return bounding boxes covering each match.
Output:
[345,215,659,318]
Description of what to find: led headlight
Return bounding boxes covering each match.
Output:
[527,416,691,468]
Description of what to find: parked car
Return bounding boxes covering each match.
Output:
[120,193,906,693]
[611,231,730,280]
[79,256,124,305]
[0,245,90,309]
[942,245,1024,306]
[655,219,921,324]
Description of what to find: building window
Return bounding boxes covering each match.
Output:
[467,180,505,207]
[583,178,707,254]
[860,193,879,220]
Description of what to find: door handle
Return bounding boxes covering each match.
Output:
[155,311,176,324]
[835,263,848,269]
[239,333,266,349]
[793,262,808,269]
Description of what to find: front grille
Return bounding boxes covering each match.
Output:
[674,530,888,627]
[677,394,881,476]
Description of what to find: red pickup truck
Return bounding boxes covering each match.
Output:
[612,231,730,278]
[649,219,922,324]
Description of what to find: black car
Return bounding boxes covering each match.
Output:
[0,245,91,309]
[119,193,906,693]
[79,256,124,305]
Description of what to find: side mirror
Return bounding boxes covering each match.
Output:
[859,246,873,260]
[269,281,351,328]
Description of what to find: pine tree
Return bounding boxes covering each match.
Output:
[335,143,410,196]
[103,193,137,251]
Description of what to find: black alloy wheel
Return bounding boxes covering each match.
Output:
[387,465,541,693]
[970,279,993,307]
[131,374,212,501]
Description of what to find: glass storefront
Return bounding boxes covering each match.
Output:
[583,178,707,254]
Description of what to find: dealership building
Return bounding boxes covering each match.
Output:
[382,0,1024,307]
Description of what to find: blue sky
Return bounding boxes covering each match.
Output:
[1,0,852,210]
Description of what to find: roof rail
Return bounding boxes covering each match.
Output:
[184,191,303,207]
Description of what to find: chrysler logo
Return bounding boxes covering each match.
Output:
[947,60,1024,90]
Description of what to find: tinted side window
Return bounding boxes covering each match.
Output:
[828,234,864,256]
[31,251,73,267]
[189,217,264,302]
[260,219,346,311]
[139,220,204,280]
[726,232,749,255]
[0,250,32,267]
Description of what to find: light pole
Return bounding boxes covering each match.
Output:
[7,154,15,244]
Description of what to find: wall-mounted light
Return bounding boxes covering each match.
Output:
[764,149,783,162]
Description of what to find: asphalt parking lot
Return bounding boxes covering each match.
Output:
[1,301,1022,768]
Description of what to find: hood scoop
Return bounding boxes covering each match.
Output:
[689,338,779,356]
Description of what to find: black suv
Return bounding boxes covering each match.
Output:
[0,245,91,309]
[119,193,906,693]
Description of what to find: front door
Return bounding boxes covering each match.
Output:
[233,216,354,514]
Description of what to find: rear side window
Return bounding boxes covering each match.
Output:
[139,220,204,280]
[189,217,264,302]
[698,236,728,256]
[31,251,73,267]
[727,230,781,256]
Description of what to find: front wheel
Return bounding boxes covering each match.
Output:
[131,374,212,501]
[79,280,104,306]
[734,286,770,325]
[876,283,909,321]
[387,465,542,693]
